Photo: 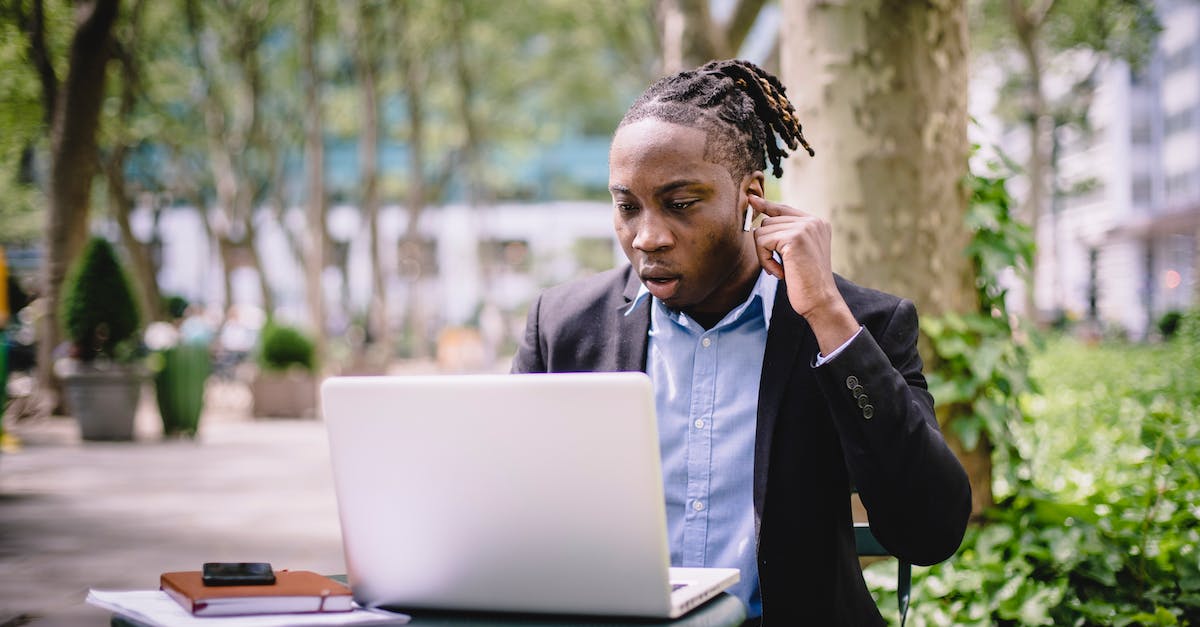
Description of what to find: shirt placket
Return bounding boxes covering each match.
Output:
[682,328,716,566]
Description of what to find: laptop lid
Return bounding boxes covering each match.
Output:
[322,372,720,617]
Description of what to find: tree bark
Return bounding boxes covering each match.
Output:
[35,0,120,400]
[397,2,431,360]
[1010,0,1053,323]
[353,0,388,361]
[301,0,327,364]
[780,0,987,513]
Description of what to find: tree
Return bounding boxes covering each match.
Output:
[343,0,388,361]
[300,0,326,365]
[972,0,1158,320]
[23,0,120,400]
[779,1,984,511]
[103,0,164,322]
[656,0,773,74]
[184,0,287,318]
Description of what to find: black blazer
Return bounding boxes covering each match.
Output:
[513,266,971,625]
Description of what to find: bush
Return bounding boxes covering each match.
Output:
[868,335,1200,626]
[257,322,316,373]
[59,237,142,361]
[1157,310,1184,340]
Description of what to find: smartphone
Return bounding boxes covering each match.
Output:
[201,562,276,586]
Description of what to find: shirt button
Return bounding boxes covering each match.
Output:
[701,337,712,348]
[693,500,705,511]
[694,419,705,429]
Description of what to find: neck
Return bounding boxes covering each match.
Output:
[683,262,760,330]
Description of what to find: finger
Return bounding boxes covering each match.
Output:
[753,230,785,280]
[747,194,812,218]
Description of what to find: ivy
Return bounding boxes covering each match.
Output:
[869,150,1200,623]
[921,152,1036,491]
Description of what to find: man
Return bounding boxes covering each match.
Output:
[512,59,970,625]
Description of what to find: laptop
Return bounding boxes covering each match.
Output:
[321,372,739,619]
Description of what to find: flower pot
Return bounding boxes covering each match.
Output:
[250,369,316,418]
[60,363,144,441]
[155,343,211,438]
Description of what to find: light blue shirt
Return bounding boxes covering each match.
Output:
[627,271,777,618]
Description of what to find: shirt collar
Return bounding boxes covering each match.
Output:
[625,269,778,329]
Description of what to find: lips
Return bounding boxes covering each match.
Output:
[640,268,681,300]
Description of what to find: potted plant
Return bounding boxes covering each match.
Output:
[250,321,317,418]
[145,308,212,438]
[57,237,145,441]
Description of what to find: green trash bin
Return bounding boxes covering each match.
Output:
[154,341,211,438]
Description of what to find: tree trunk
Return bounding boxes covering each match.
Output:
[1011,0,1051,323]
[108,152,163,322]
[780,0,988,513]
[302,0,327,364]
[354,0,388,362]
[398,3,430,360]
[36,0,120,401]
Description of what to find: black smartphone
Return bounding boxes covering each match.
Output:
[201,562,276,586]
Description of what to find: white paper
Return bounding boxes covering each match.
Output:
[87,590,410,627]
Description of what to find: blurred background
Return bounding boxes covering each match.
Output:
[1,0,1198,625]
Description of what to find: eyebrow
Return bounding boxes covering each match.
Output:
[608,180,709,195]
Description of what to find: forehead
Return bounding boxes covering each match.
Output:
[609,119,725,188]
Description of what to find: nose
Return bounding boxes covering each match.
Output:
[632,210,673,252]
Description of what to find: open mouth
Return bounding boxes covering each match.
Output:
[641,275,680,299]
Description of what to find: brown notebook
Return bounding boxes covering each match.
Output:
[160,570,353,616]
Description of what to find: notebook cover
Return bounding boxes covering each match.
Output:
[160,570,353,616]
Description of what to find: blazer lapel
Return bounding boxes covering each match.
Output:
[615,269,650,372]
[754,281,817,514]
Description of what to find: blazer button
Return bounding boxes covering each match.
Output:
[863,405,874,419]
[846,375,859,389]
[858,394,871,408]
[852,385,864,399]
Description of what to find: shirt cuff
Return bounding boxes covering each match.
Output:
[813,326,865,367]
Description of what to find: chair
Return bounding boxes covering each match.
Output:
[853,494,911,626]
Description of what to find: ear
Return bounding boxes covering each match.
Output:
[742,171,766,200]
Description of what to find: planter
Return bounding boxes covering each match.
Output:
[251,369,316,418]
[155,343,211,438]
[60,363,144,441]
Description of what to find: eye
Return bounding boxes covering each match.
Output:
[668,199,697,211]
[614,202,639,214]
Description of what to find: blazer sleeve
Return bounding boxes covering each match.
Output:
[812,297,971,566]
[511,294,546,374]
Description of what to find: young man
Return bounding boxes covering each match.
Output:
[512,59,970,625]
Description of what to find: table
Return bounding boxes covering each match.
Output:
[110,576,747,627]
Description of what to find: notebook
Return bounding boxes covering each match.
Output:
[321,372,739,619]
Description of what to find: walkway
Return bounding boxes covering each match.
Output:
[0,381,346,626]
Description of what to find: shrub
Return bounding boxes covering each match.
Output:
[1157,310,1184,339]
[59,237,142,361]
[257,322,316,373]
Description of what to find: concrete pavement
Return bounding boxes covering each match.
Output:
[0,381,348,626]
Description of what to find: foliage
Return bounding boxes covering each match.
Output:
[869,320,1200,625]
[58,237,142,362]
[921,155,1035,478]
[1157,310,1184,340]
[256,322,316,373]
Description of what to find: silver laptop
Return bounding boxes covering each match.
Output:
[321,372,739,619]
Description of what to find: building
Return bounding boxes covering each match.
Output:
[996,0,1200,338]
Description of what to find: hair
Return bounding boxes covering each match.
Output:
[618,59,814,180]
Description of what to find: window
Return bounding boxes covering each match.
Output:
[1132,176,1153,206]
[1165,42,1195,75]
[479,239,531,273]
[1165,109,1194,136]
[573,237,615,273]
[398,238,438,277]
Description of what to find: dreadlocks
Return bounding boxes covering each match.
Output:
[619,59,814,180]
